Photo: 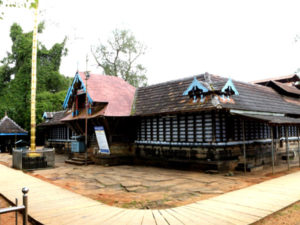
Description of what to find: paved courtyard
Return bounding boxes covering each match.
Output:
[0,153,299,209]
[2,161,300,224]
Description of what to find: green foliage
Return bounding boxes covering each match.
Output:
[92,28,147,87]
[0,0,35,20]
[0,23,70,130]
[36,90,67,125]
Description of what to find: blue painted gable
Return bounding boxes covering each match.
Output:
[183,77,209,103]
[63,72,93,109]
[221,78,239,96]
[182,77,209,96]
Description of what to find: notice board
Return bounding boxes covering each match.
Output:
[94,126,110,154]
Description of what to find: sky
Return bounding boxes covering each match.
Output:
[1,0,300,85]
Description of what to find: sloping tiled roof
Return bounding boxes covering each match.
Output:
[134,73,300,116]
[61,106,107,121]
[252,74,300,84]
[268,81,300,96]
[43,112,55,119]
[38,111,67,127]
[0,116,27,135]
[78,72,136,117]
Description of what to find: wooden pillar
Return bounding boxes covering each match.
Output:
[150,117,153,141]
[242,119,246,174]
[193,114,196,143]
[177,115,180,142]
[185,115,188,142]
[156,117,159,141]
[202,112,205,142]
[270,125,275,174]
[285,125,290,171]
[212,111,216,143]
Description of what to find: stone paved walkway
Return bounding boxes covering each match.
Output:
[1,163,300,224]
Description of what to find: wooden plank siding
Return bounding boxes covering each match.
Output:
[136,111,300,146]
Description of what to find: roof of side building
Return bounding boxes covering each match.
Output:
[38,111,67,127]
[134,73,300,116]
[0,115,27,135]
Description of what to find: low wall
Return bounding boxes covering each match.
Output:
[134,140,300,171]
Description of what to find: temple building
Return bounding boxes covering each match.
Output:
[134,73,300,170]
[60,71,136,164]
[45,71,300,170]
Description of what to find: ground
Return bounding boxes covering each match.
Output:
[0,195,34,225]
[254,201,300,225]
[1,153,300,223]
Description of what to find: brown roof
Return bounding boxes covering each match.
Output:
[38,111,67,127]
[252,74,300,85]
[61,106,107,122]
[78,72,136,117]
[0,116,27,134]
[134,73,300,116]
[268,81,300,96]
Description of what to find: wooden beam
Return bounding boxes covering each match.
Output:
[170,117,173,142]
[156,117,159,141]
[193,114,196,143]
[150,117,153,141]
[145,117,147,140]
[102,117,112,144]
[242,119,246,174]
[271,126,275,175]
[212,111,216,143]
[219,111,223,142]
[177,115,180,142]
[74,121,84,135]
[138,117,142,140]
[163,117,166,142]
[202,112,205,142]
[285,125,290,171]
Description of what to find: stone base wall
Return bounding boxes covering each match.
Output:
[45,141,72,154]
[134,140,300,171]
[90,142,134,166]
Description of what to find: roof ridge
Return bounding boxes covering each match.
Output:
[78,71,128,82]
[138,73,208,90]
[252,74,299,84]
[45,110,66,114]
[138,72,266,90]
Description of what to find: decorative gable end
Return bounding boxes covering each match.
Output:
[183,77,209,103]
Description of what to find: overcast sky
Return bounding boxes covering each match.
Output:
[1,0,300,85]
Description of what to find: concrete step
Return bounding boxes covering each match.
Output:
[65,158,94,165]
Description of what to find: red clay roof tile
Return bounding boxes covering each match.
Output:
[78,72,136,117]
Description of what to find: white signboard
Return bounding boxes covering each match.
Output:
[94,126,110,154]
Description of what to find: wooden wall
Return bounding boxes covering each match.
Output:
[134,110,300,170]
[136,111,300,145]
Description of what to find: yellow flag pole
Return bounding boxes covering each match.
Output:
[30,1,38,152]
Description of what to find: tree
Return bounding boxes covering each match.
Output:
[0,23,70,129]
[0,0,36,19]
[91,29,147,87]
